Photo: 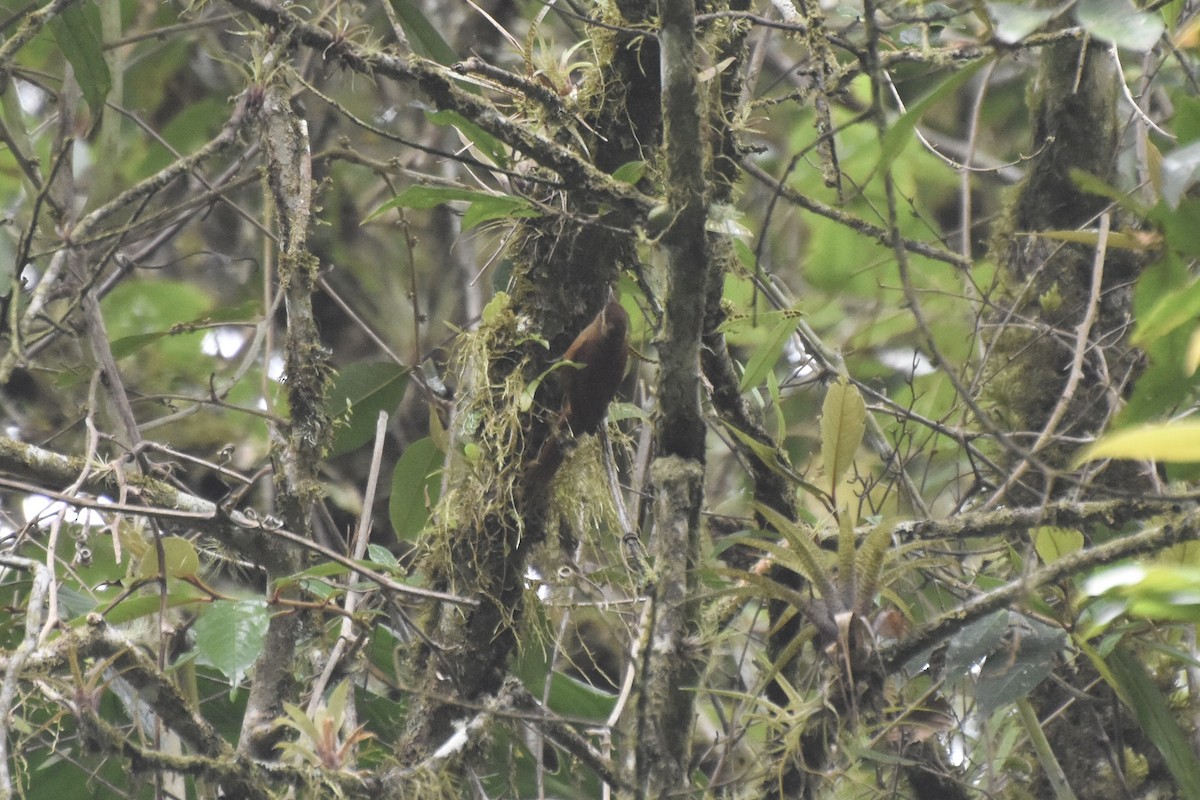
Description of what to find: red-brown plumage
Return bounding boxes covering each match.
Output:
[560,291,629,435]
[526,291,630,487]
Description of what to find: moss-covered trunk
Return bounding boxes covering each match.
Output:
[984,35,1146,504]
[394,0,662,774]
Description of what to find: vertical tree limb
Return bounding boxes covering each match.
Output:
[237,75,331,760]
[624,0,710,794]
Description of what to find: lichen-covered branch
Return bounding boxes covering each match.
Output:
[884,509,1200,670]
[623,0,710,793]
[237,74,331,760]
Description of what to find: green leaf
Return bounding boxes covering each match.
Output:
[109,331,173,359]
[462,193,542,230]
[367,185,538,230]
[100,587,208,626]
[1106,647,1200,798]
[1075,421,1200,465]
[738,311,803,392]
[389,437,443,541]
[546,671,619,719]
[273,560,352,592]
[108,293,254,358]
[49,2,111,116]
[755,505,839,602]
[612,160,647,184]
[945,610,1009,679]
[326,362,409,457]
[820,377,866,490]
[193,599,271,688]
[367,543,399,570]
[387,0,458,64]
[426,109,508,167]
[132,97,228,178]
[1033,526,1084,564]
[519,359,576,412]
[985,2,1058,43]
[1084,564,1200,621]
[1159,141,1200,208]
[1070,169,1149,216]
[945,612,1066,714]
[876,59,988,178]
[133,536,200,581]
[104,279,213,341]
[1075,0,1165,51]
[1133,277,1200,346]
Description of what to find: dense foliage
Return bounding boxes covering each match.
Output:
[2,0,1200,798]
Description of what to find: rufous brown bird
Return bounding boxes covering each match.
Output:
[560,289,629,435]
[527,289,629,484]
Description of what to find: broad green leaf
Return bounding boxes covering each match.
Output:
[1133,277,1200,346]
[820,377,866,490]
[462,193,542,230]
[738,312,803,392]
[109,331,173,360]
[387,0,458,64]
[368,543,400,570]
[273,561,352,592]
[426,109,508,167]
[326,362,409,457]
[608,401,649,422]
[325,678,351,722]
[1075,421,1200,464]
[133,536,200,581]
[1070,169,1150,216]
[109,293,256,359]
[1106,647,1200,798]
[876,59,988,177]
[985,2,1059,43]
[731,237,756,272]
[945,610,1009,679]
[104,279,213,340]
[49,3,110,116]
[945,611,1066,713]
[279,702,321,742]
[976,617,1064,714]
[612,160,647,184]
[519,359,576,412]
[389,437,443,541]
[1075,0,1165,51]
[1033,526,1084,564]
[1159,140,1200,208]
[367,185,537,229]
[1156,197,1200,256]
[1084,563,1200,621]
[367,184,493,215]
[546,671,619,719]
[723,422,826,500]
[193,599,270,687]
[132,97,228,178]
[100,587,208,626]
[1119,361,1198,428]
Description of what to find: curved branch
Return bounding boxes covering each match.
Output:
[884,510,1199,671]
